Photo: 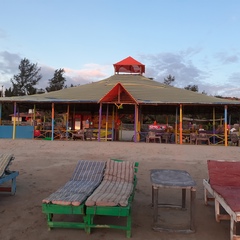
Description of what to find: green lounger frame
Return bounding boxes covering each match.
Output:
[85,159,139,238]
[42,203,86,230]
[42,160,106,231]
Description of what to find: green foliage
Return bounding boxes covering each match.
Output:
[184,84,199,92]
[163,74,175,85]
[45,68,66,92]
[9,58,42,96]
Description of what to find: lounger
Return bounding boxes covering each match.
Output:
[203,160,240,240]
[42,160,106,230]
[0,153,19,195]
[85,159,139,238]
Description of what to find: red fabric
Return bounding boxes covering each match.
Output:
[211,185,240,212]
[208,160,240,186]
[113,56,145,74]
[207,160,240,212]
[34,130,41,137]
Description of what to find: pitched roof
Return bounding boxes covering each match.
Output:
[99,82,137,104]
[113,56,145,74]
[0,74,239,105]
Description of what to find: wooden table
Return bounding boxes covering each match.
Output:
[150,169,196,233]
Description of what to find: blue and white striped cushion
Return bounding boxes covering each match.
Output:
[42,160,106,206]
[0,153,15,178]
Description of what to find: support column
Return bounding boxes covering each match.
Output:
[224,105,228,146]
[98,103,102,142]
[134,104,139,142]
[51,103,54,140]
[179,104,183,144]
[13,102,17,139]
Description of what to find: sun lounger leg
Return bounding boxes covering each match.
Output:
[11,177,17,195]
[46,213,53,230]
[215,199,220,222]
[204,187,208,205]
[230,218,234,240]
[126,208,132,238]
[153,186,158,223]
[190,188,196,232]
[85,214,93,234]
[182,189,186,209]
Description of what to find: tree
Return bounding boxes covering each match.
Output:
[184,84,199,92]
[163,74,175,85]
[46,68,66,92]
[9,58,42,96]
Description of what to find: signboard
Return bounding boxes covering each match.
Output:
[149,124,167,130]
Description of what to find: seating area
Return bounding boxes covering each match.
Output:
[203,160,240,240]
[196,132,210,145]
[189,132,210,145]
[230,133,240,146]
[42,159,139,237]
[146,131,161,143]
[0,153,19,195]
[72,129,85,140]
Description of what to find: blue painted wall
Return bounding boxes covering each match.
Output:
[0,126,34,139]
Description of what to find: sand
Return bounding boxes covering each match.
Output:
[0,139,239,240]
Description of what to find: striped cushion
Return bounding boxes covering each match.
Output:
[0,153,15,178]
[42,160,106,206]
[85,159,135,207]
[103,159,134,183]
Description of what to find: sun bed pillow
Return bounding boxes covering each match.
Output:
[42,160,106,206]
[85,159,135,207]
[207,160,240,187]
[0,153,15,178]
[207,160,240,212]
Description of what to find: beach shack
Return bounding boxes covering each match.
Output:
[0,56,239,145]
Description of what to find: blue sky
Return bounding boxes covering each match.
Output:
[0,0,240,97]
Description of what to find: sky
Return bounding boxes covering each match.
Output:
[0,0,240,97]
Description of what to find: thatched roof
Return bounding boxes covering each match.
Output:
[0,74,239,106]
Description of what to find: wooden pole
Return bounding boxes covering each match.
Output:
[98,103,102,142]
[105,104,109,141]
[51,103,54,140]
[224,105,228,146]
[175,107,178,144]
[13,102,17,139]
[0,103,2,125]
[66,104,69,138]
[179,104,183,144]
[134,104,139,142]
[112,107,114,141]
[213,107,216,144]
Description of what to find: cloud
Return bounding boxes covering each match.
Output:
[63,63,112,86]
[0,51,113,90]
[0,51,21,74]
[229,72,240,82]
[214,52,239,64]
[38,64,112,89]
[140,52,209,88]
[0,50,239,97]
[0,51,22,90]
